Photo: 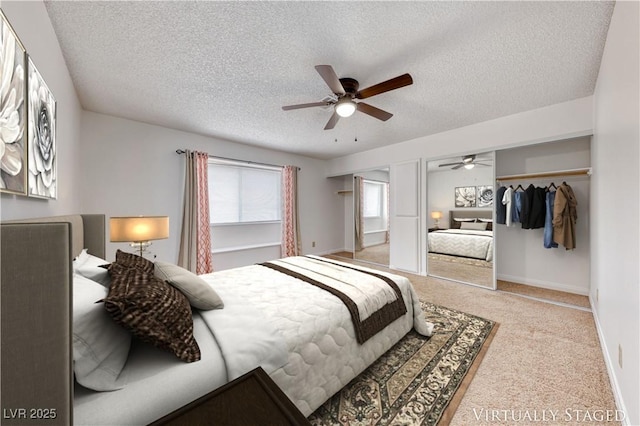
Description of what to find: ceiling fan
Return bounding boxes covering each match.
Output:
[282,65,413,130]
[439,155,492,170]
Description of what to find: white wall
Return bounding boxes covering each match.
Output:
[495,137,591,295]
[326,96,594,177]
[427,165,494,228]
[0,1,83,220]
[79,111,345,265]
[591,1,639,423]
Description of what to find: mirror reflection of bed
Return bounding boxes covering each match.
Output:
[353,169,390,266]
[427,210,493,287]
[427,153,495,288]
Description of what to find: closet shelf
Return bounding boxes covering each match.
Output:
[496,167,591,182]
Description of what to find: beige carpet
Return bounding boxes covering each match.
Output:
[428,253,493,288]
[497,280,591,309]
[324,256,619,425]
[355,243,390,265]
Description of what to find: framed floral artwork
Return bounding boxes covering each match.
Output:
[455,186,476,207]
[0,10,28,196]
[477,185,493,207]
[27,55,57,199]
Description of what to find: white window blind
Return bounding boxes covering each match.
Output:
[209,161,282,224]
[363,180,385,218]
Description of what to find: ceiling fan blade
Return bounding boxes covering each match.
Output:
[452,164,465,170]
[282,102,328,111]
[324,111,340,130]
[356,102,393,121]
[438,162,462,167]
[356,73,413,99]
[315,65,346,95]
[476,162,492,167]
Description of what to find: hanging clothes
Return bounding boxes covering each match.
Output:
[544,190,558,249]
[502,186,514,226]
[553,183,578,250]
[531,186,547,229]
[511,190,522,224]
[495,186,507,224]
[520,184,536,229]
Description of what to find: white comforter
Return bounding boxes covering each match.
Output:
[199,256,432,416]
[428,229,494,261]
[74,256,431,424]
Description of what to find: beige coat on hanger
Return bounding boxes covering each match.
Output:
[552,183,578,250]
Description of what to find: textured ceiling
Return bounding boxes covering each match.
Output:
[44,1,614,160]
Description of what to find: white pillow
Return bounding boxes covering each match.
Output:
[478,218,493,223]
[460,221,488,230]
[154,261,224,310]
[453,217,476,222]
[73,274,131,391]
[74,249,111,287]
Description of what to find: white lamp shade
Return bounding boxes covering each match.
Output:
[431,211,443,220]
[110,216,169,242]
[335,98,356,117]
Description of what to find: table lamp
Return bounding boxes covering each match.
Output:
[110,216,169,256]
[431,211,442,229]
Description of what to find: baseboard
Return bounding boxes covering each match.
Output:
[497,273,589,296]
[590,296,630,425]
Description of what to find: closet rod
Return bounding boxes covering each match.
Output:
[175,149,300,171]
[496,167,591,182]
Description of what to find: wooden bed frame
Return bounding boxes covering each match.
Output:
[0,214,105,425]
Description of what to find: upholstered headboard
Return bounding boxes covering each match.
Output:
[449,210,493,230]
[0,214,105,425]
[5,214,105,259]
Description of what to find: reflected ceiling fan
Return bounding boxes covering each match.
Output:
[282,65,413,130]
[439,155,492,170]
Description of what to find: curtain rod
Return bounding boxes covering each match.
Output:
[496,167,591,182]
[175,149,300,170]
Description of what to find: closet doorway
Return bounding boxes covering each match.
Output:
[353,168,390,266]
[494,138,591,309]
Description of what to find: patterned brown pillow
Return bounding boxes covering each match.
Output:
[103,264,201,363]
[114,249,154,274]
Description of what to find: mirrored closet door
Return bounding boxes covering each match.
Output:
[353,168,390,266]
[426,152,496,289]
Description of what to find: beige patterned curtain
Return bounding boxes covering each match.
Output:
[281,165,301,257]
[178,150,213,274]
[354,176,365,251]
[384,182,390,244]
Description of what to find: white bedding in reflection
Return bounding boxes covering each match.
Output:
[428,229,494,261]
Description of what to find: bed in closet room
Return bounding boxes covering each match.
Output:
[0,214,432,425]
[428,209,494,262]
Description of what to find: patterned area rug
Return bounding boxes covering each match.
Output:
[308,302,496,426]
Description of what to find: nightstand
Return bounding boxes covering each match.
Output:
[150,367,310,426]
[428,227,441,232]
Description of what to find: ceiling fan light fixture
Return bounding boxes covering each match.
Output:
[335,98,356,118]
[464,163,475,170]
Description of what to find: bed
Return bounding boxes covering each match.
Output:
[428,210,494,262]
[1,214,432,425]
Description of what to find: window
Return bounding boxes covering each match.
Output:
[208,161,282,224]
[363,180,386,218]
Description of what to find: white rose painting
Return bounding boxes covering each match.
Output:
[28,56,56,199]
[0,11,27,196]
